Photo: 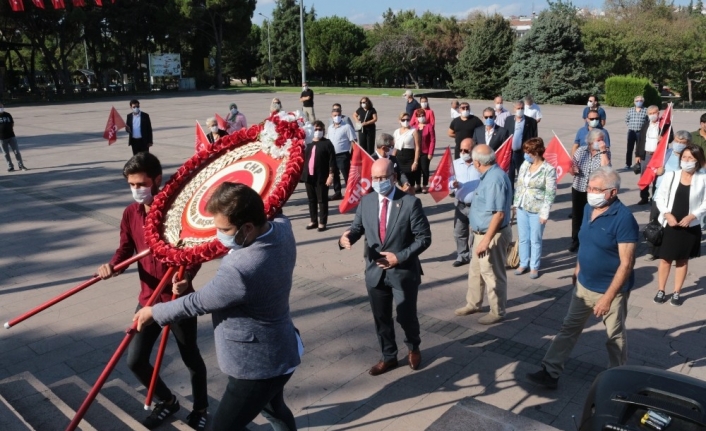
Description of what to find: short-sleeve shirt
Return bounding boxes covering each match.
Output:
[355,107,377,132]
[524,103,542,121]
[300,89,314,107]
[449,116,483,147]
[578,199,639,293]
[327,123,357,154]
[469,165,512,232]
[574,125,611,148]
[406,99,421,117]
[0,112,15,139]
[582,106,606,121]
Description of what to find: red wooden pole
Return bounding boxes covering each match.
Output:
[144,266,185,410]
[65,266,177,431]
[4,249,151,329]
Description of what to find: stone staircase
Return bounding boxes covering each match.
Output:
[0,371,196,431]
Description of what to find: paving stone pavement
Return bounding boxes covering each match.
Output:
[0,92,705,430]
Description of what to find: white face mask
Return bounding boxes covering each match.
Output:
[230,108,238,115]
[461,153,472,162]
[681,161,697,172]
[495,104,503,111]
[211,126,219,133]
[589,119,600,128]
[461,111,470,118]
[131,187,153,205]
[302,86,308,91]
[587,192,609,208]
[313,130,324,140]
[515,109,523,118]
[649,114,658,122]
[421,102,428,109]
[400,120,409,127]
[361,103,367,109]
[417,116,425,124]
[587,101,594,107]
[333,115,342,124]
[132,107,140,114]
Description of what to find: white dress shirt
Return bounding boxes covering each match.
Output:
[132,113,142,138]
[645,122,660,153]
[524,103,542,121]
[449,158,481,204]
[450,108,460,119]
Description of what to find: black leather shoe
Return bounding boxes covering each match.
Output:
[452,260,468,267]
[637,198,649,205]
[329,193,343,201]
[526,367,558,389]
[568,241,579,253]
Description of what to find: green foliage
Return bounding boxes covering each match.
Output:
[306,17,366,82]
[224,25,262,84]
[503,0,592,103]
[580,17,631,87]
[448,14,515,98]
[604,76,661,107]
[266,0,314,84]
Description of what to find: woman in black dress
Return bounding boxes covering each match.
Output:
[354,97,377,155]
[653,144,706,306]
[300,120,335,231]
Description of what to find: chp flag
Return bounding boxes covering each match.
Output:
[659,102,673,132]
[544,132,573,182]
[428,147,454,202]
[103,106,126,145]
[194,121,209,153]
[339,142,374,214]
[638,124,672,190]
[215,113,228,131]
[495,134,514,173]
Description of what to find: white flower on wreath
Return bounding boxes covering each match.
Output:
[259,112,305,159]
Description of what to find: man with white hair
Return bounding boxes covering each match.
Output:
[404,90,421,118]
[450,100,461,119]
[454,144,512,325]
[527,167,638,389]
[635,105,673,205]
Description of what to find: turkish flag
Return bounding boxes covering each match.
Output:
[9,0,24,11]
[544,133,573,182]
[72,0,85,5]
[215,113,228,131]
[428,147,454,202]
[495,135,514,173]
[638,125,672,190]
[103,106,126,145]
[31,0,44,8]
[339,142,374,214]
[51,0,64,8]
[659,102,673,133]
[194,121,209,153]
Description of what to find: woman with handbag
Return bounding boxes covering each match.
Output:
[652,144,706,306]
[354,97,377,155]
[513,137,557,279]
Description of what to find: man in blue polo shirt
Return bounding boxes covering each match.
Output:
[571,110,611,157]
[526,167,638,389]
[454,144,512,325]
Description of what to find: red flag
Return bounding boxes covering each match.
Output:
[215,113,228,131]
[72,0,84,5]
[103,106,126,145]
[496,135,514,173]
[31,0,44,7]
[9,0,24,11]
[428,147,454,202]
[638,125,672,190]
[51,0,64,8]
[544,133,573,182]
[659,102,673,132]
[195,121,209,153]
[339,143,374,214]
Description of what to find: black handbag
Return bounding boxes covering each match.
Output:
[643,220,664,246]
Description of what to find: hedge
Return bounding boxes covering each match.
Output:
[605,76,661,108]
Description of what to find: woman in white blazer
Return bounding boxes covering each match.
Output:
[653,144,706,306]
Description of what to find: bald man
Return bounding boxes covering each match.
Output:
[339,158,432,376]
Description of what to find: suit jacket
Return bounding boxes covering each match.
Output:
[504,115,538,146]
[300,139,336,184]
[152,216,300,380]
[126,112,153,146]
[635,121,673,159]
[345,189,431,288]
[371,153,403,182]
[472,125,511,151]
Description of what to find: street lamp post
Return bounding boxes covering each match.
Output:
[299,0,306,85]
[258,13,274,87]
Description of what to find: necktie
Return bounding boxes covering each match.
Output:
[379,198,388,243]
[308,144,316,176]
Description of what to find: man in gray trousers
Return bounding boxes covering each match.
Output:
[339,158,432,376]
[135,183,302,431]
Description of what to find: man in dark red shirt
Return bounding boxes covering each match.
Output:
[97,153,208,430]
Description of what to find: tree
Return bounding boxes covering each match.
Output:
[371,31,429,88]
[448,14,515,98]
[267,0,314,84]
[224,24,261,84]
[503,0,593,103]
[581,16,632,86]
[306,16,366,83]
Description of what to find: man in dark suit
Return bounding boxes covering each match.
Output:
[472,107,511,151]
[339,158,432,376]
[504,100,538,186]
[125,99,153,155]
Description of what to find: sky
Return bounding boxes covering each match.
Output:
[252,0,695,26]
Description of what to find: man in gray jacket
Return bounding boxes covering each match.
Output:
[339,158,432,376]
[134,183,302,431]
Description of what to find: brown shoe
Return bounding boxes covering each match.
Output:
[368,359,398,376]
[408,349,421,370]
[454,305,481,316]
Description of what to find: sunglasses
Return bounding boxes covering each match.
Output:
[460,107,469,111]
[483,116,494,119]
[460,149,471,154]
[588,118,599,121]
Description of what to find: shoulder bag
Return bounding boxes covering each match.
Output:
[643,172,676,246]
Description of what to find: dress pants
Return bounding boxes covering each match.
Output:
[1,137,24,168]
[130,138,150,155]
[453,202,471,263]
[466,226,512,317]
[359,129,376,155]
[571,187,588,243]
[542,280,629,379]
[302,106,316,123]
[419,155,432,187]
[638,152,655,200]
[367,274,421,362]
[305,181,329,225]
[626,130,640,166]
[332,152,351,195]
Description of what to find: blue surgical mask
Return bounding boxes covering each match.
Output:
[217,226,247,250]
[524,154,534,163]
[485,118,495,127]
[672,143,686,153]
[635,101,643,108]
[230,108,238,115]
[131,187,153,204]
[589,119,600,128]
[373,178,393,196]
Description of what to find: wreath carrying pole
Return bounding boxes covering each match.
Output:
[144,266,185,410]
[4,249,152,329]
[65,266,177,431]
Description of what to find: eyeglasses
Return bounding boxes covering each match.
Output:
[401,118,409,122]
[460,149,471,154]
[586,186,614,193]
[372,174,393,181]
[460,107,469,111]
[483,116,494,119]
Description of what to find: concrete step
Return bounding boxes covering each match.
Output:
[0,371,96,431]
[102,378,193,431]
[48,376,147,431]
[0,393,35,431]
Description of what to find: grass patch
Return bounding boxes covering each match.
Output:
[223,85,429,97]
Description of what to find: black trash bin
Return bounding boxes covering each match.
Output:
[580,365,706,430]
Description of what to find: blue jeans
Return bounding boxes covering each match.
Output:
[516,208,545,270]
